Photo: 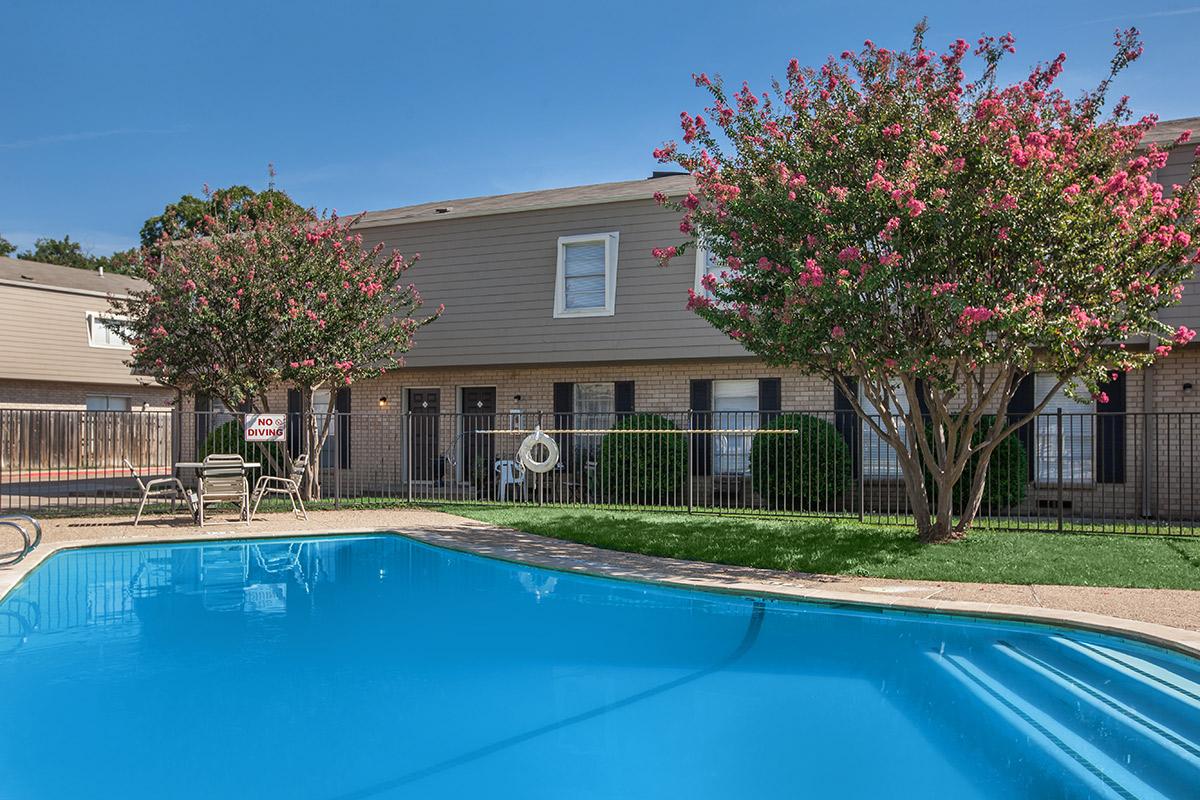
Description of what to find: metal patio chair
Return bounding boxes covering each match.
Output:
[250,453,309,520]
[197,454,250,526]
[124,458,192,525]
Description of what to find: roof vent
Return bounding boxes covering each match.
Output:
[20,274,33,281]
[433,206,453,214]
[649,170,688,179]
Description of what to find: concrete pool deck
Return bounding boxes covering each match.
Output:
[3,507,1199,657]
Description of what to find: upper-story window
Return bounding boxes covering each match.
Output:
[554,232,619,318]
[86,312,130,349]
[695,245,725,298]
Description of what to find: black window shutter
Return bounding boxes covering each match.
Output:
[553,382,574,467]
[1008,374,1036,481]
[287,389,302,459]
[913,378,931,420]
[1096,372,1126,484]
[833,377,860,477]
[758,378,781,425]
[690,379,713,475]
[336,388,352,469]
[614,381,635,416]
[195,393,211,453]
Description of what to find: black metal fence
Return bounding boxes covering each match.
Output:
[1,407,1196,535]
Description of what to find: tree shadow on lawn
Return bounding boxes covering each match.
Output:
[477,509,930,578]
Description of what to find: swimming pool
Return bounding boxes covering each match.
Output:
[0,533,1196,799]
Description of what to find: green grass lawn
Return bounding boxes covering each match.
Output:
[440,504,1200,590]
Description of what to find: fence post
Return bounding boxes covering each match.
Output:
[857,412,865,523]
[405,411,413,504]
[686,410,694,515]
[334,410,342,510]
[1056,407,1064,532]
[536,410,544,506]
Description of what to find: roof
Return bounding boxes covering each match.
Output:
[355,174,695,229]
[356,117,1196,229]
[0,256,146,296]
[1142,116,1199,148]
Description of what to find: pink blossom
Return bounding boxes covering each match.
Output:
[906,197,927,217]
[837,246,861,262]
[1174,326,1197,345]
[831,325,845,340]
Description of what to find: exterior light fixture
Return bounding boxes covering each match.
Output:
[378,396,388,408]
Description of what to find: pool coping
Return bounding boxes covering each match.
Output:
[4,518,1200,661]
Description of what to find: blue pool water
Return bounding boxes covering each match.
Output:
[1,534,1198,799]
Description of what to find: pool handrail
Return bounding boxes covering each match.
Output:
[0,514,42,566]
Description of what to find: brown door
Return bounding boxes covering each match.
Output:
[461,387,497,483]
[407,389,440,481]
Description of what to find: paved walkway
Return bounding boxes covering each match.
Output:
[3,507,1199,655]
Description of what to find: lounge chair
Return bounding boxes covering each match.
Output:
[251,454,309,520]
[124,458,192,525]
[197,454,250,525]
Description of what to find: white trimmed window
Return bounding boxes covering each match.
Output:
[859,381,909,479]
[554,232,619,317]
[694,245,725,297]
[86,312,130,349]
[1034,375,1094,484]
[713,379,759,475]
[85,395,131,412]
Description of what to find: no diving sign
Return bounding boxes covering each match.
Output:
[244,414,287,442]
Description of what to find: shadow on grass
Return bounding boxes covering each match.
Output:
[454,508,929,578]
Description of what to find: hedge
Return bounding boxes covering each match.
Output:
[749,413,852,508]
[593,413,688,503]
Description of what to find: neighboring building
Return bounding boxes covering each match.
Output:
[0,256,173,411]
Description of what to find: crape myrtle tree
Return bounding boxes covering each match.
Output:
[111,191,441,497]
[652,23,1200,542]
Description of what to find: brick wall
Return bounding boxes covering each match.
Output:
[0,379,175,410]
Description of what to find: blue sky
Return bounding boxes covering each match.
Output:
[2,0,1198,256]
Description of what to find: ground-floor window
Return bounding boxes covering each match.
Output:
[1034,374,1094,484]
[713,379,758,475]
[85,395,131,412]
[573,382,614,461]
[859,381,909,479]
[313,389,338,468]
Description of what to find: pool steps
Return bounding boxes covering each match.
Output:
[929,636,1200,800]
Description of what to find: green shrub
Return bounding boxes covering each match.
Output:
[199,419,286,477]
[749,413,852,508]
[593,413,688,503]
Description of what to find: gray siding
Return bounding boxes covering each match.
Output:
[358,197,746,368]
[1156,143,1199,329]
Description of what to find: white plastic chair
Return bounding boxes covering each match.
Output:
[494,459,527,501]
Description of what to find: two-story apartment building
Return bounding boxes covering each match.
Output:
[272,117,1192,521]
[0,256,173,410]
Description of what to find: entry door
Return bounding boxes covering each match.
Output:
[408,389,440,481]
[461,387,497,480]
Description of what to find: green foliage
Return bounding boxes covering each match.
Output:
[749,413,852,507]
[198,420,285,477]
[0,234,14,257]
[594,413,688,502]
[14,235,141,276]
[140,184,303,250]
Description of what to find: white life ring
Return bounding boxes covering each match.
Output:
[518,428,559,473]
